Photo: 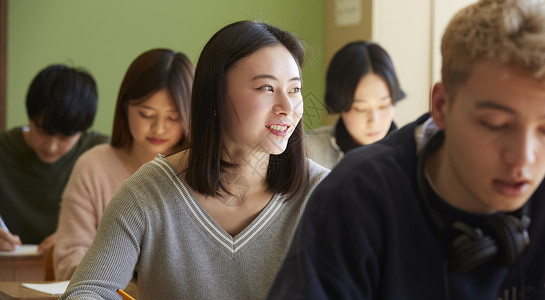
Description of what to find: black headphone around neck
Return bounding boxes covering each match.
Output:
[416,130,531,273]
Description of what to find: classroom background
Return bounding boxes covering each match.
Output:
[2,0,474,135]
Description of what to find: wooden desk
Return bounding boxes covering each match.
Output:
[0,251,45,281]
[0,281,58,300]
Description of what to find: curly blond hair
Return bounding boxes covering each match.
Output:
[442,0,545,95]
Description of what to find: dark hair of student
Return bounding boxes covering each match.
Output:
[26,64,98,136]
[111,48,194,149]
[185,20,309,199]
[325,41,406,113]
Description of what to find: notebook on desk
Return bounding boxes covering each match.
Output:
[21,281,69,295]
[0,244,39,256]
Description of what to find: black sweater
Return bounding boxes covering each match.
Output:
[269,114,545,299]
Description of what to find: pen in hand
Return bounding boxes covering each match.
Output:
[0,214,9,232]
[117,288,136,300]
[0,214,21,251]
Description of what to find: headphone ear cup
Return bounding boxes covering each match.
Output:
[485,214,529,266]
[448,223,498,272]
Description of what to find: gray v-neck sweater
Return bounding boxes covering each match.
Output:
[60,156,329,300]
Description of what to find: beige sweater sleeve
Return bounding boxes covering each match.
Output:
[53,145,130,280]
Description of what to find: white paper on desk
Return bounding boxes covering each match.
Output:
[0,244,39,256]
[21,281,70,295]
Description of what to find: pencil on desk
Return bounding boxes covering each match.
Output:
[117,288,136,300]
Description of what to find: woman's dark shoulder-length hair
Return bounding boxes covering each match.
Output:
[111,48,194,149]
[325,41,406,113]
[185,20,309,200]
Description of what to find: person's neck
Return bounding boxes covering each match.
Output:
[215,151,271,207]
[119,145,163,174]
[218,170,269,207]
[223,148,269,180]
[425,146,492,214]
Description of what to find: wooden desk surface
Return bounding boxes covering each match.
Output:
[0,281,59,300]
[0,254,45,281]
[0,255,44,264]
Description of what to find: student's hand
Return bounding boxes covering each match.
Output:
[0,228,22,251]
[37,233,55,255]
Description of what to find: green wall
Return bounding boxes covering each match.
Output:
[7,0,326,135]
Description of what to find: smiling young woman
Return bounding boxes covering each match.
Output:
[59,21,329,300]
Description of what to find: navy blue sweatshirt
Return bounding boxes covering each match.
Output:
[268,115,545,300]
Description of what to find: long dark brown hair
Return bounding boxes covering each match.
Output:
[111,48,194,149]
[185,20,308,200]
